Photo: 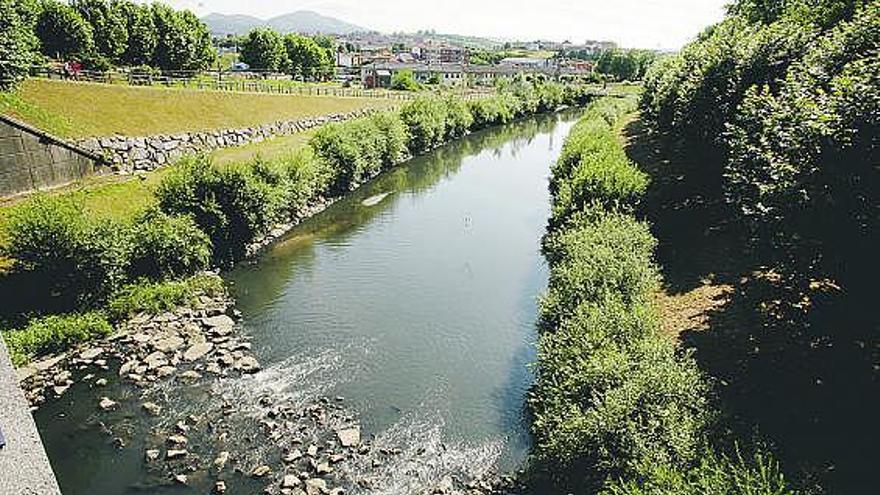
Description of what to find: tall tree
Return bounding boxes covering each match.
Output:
[150,3,215,71]
[0,0,35,89]
[239,28,287,71]
[73,0,128,61]
[117,0,156,66]
[36,1,94,59]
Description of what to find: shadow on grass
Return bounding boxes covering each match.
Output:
[625,118,880,494]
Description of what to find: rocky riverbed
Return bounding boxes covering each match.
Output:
[16,281,523,495]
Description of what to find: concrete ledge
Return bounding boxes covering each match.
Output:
[0,338,61,495]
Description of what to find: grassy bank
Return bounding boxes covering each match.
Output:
[1,80,597,365]
[527,98,793,493]
[0,79,394,138]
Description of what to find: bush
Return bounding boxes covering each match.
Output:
[3,312,112,366]
[390,69,420,91]
[468,95,515,129]
[156,157,278,264]
[107,273,224,320]
[540,209,660,329]
[443,96,474,139]
[399,96,449,154]
[251,146,333,217]
[3,195,131,308]
[603,448,794,495]
[127,209,211,281]
[310,113,406,194]
[725,5,880,253]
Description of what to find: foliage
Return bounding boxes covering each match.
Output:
[240,28,287,71]
[284,33,334,79]
[156,157,277,264]
[3,312,112,366]
[550,98,646,225]
[603,448,794,495]
[0,0,34,89]
[2,195,131,308]
[106,274,224,320]
[36,0,94,59]
[724,4,880,269]
[127,209,211,281]
[596,48,658,81]
[399,96,450,153]
[150,3,216,71]
[118,0,157,66]
[73,0,128,61]
[390,69,421,91]
[468,95,516,129]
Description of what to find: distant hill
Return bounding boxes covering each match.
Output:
[203,10,367,35]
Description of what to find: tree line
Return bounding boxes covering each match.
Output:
[0,0,216,89]
[237,28,336,79]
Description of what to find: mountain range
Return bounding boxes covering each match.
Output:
[202,10,367,36]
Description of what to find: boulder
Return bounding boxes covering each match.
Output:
[183,342,214,362]
[336,427,361,447]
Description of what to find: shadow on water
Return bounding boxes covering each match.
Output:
[624,118,880,494]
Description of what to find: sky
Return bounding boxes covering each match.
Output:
[162,0,730,50]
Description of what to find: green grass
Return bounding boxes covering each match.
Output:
[1,79,394,138]
[210,130,315,166]
[107,274,225,321]
[3,312,112,366]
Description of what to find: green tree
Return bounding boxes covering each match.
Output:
[36,1,94,59]
[150,4,215,71]
[117,0,156,66]
[0,0,35,89]
[390,69,420,91]
[239,28,287,71]
[284,34,333,79]
[73,0,128,61]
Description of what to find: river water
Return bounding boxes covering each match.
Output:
[33,111,580,494]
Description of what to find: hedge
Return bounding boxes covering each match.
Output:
[529,97,791,492]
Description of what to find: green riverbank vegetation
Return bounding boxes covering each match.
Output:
[634,0,878,491]
[0,79,597,365]
[527,96,793,494]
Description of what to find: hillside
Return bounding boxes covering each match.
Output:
[203,10,367,35]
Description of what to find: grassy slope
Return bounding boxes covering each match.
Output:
[0,79,393,138]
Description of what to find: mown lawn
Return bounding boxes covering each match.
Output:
[0,79,393,138]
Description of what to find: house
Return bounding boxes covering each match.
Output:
[361,62,468,89]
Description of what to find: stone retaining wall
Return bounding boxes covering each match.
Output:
[76,109,375,172]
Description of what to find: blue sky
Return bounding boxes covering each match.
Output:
[164,0,729,50]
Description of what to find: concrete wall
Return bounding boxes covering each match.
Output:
[0,116,105,198]
[0,338,62,495]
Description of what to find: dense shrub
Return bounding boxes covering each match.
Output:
[3,195,131,308]
[603,448,794,495]
[3,312,112,366]
[156,157,278,263]
[310,112,408,194]
[399,96,449,154]
[250,146,333,217]
[127,209,211,280]
[443,96,474,139]
[540,209,660,329]
[107,273,224,320]
[468,95,516,129]
[725,4,880,253]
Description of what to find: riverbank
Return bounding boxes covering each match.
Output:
[525,98,795,494]
[16,109,583,495]
[0,79,596,366]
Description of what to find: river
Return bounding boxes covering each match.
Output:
[33,111,581,494]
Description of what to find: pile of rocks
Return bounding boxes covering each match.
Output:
[17,290,259,407]
[77,109,376,172]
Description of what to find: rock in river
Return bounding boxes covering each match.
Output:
[183,342,214,362]
[99,397,117,410]
[336,426,361,447]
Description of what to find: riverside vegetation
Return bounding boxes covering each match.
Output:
[527,97,793,494]
[0,79,595,368]
[613,0,876,492]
